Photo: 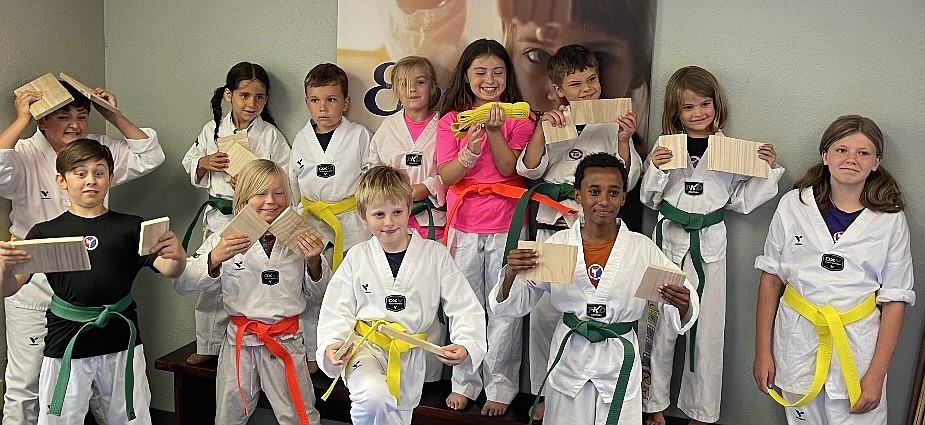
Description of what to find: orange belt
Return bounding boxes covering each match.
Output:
[442,177,577,245]
[231,315,309,425]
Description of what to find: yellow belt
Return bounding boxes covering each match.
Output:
[321,320,428,404]
[768,284,876,408]
[450,101,531,137]
[300,196,356,271]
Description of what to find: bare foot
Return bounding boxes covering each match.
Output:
[481,400,508,416]
[645,411,667,425]
[186,353,216,365]
[530,401,545,421]
[307,360,319,374]
[446,392,469,410]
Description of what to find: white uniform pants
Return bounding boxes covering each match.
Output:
[545,380,641,425]
[643,256,726,423]
[527,227,562,395]
[424,315,448,382]
[4,274,107,425]
[343,345,414,425]
[782,388,887,425]
[215,336,320,425]
[447,230,522,404]
[193,228,228,356]
[37,345,150,425]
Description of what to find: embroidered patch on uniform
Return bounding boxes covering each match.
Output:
[361,283,371,294]
[587,263,604,280]
[820,254,844,271]
[261,270,279,285]
[317,163,335,178]
[587,304,606,319]
[684,182,704,196]
[385,295,406,312]
[40,190,50,199]
[568,149,584,160]
[794,235,803,246]
[405,153,423,166]
[83,236,99,251]
[233,261,245,270]
[297,158,304,169]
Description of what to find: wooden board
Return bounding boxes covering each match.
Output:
[219,206,269,246]
[656,134,688,171]
[569,98,632,125]
[216,131,250,152]
[635,264,686,302]
[376,324,446,356]
[707,135,769,178]
[10,236,91,275]
[541,114,578,144]
[58,72,120,114]
[139,217,170,255]
[517,240,578,285]
[220,141,259,178]
[268,207,324,252]
[333,331,361,360]
[14,73,74,119]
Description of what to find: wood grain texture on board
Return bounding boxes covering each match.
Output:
[657,134,689,171]
[10,236,90,275]
[220,206,269,246]
[707,135,769,178]
[14,73,74,119]
[139,217,170,256]
[267,207,324,252]
[377,324,445,356]
[541,113,579,144]
[635,264,686,302]
[220,141,259,178]
[517,240,578,285]
[59,72,120,114]
[570,98,632,125]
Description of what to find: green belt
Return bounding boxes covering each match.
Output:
[48,294,136,420]
[530,313,634,425]
[503,182,574,266]
[410,198,437,240]
[655,201,723,372]
[183,195,233,249]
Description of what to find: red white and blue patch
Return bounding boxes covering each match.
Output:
[83,235,99,251]
[587,263,604,280]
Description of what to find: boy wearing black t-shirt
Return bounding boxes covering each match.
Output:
[0,139,185,424]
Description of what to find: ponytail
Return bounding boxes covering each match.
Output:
[210,86,225,141]
[260,106,277,128]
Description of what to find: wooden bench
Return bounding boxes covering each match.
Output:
[155,341,537,424]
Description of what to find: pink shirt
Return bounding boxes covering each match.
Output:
[436,110,534,233]
[404,112,436,141]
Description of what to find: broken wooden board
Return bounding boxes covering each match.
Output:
[216,131,250,152]
[219,206,269,246]
[517,240,578,285]
[541,113,579,144]
[139,217,170,256]
[376,324,446,356]
[268,207,324,252]
[220,142,259,178]
[707,135,769,178]
[656,134,688,171]
[59,73,120,114]
[570,98,632,125]
[10,236,91,275]
[14,73,74,119]
[333,331,361,360]
[635,264,686,302]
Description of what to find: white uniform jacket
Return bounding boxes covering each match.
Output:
[640,134,784,263]
[0,128,163,309]
[517,123,642,226]
[175,232,332,346]
[316,233,487,406]
[181,113,290,235]
[368,113,446,226]
[289,117,372,251]
[490,220,700,403]
[754,188,915,398]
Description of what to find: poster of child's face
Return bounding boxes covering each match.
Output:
[337,0,656,145]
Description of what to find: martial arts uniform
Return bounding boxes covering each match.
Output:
[436,109,533,405]
[489,219,699,425]
[755,188,915,425]
[640,135,783,423]
[175,232,331,425]
[181,112,290,356]
[515,122,642,394]
[316,232,487,424]
[0,128,162,425]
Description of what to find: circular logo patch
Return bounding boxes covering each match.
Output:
[83,236,98,251]
[587,263,604,280]
[568,149,584,160]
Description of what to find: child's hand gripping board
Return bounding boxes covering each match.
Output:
[267,207,325,253]
[332,331,361,360]
[376,324,446,356]
[59,72,120,114]
[707,135,770,178]
[139,217,170,255]
[10,236,91,275]
[14,73,74,119]
[569,98,632,125]
[634,264,686,302]
[517,240,578,285]
[656,134,689,171]
[219,206,269,246]
[218,133,258,178]
[542,111,579,144]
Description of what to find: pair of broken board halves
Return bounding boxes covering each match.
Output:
[542,98,633,144]
[656,134,770,178]
[14,73,120,119]
[220,206,323,253]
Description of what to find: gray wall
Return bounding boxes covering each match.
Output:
[0,0,105,404]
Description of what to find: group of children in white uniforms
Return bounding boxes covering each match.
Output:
[0,30,915,425]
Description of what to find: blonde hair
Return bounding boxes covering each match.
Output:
[391,56,440,110]
[355,166,412,216]
[794,115,904,213]
[661,66,728,135]
[232,159,291,215]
